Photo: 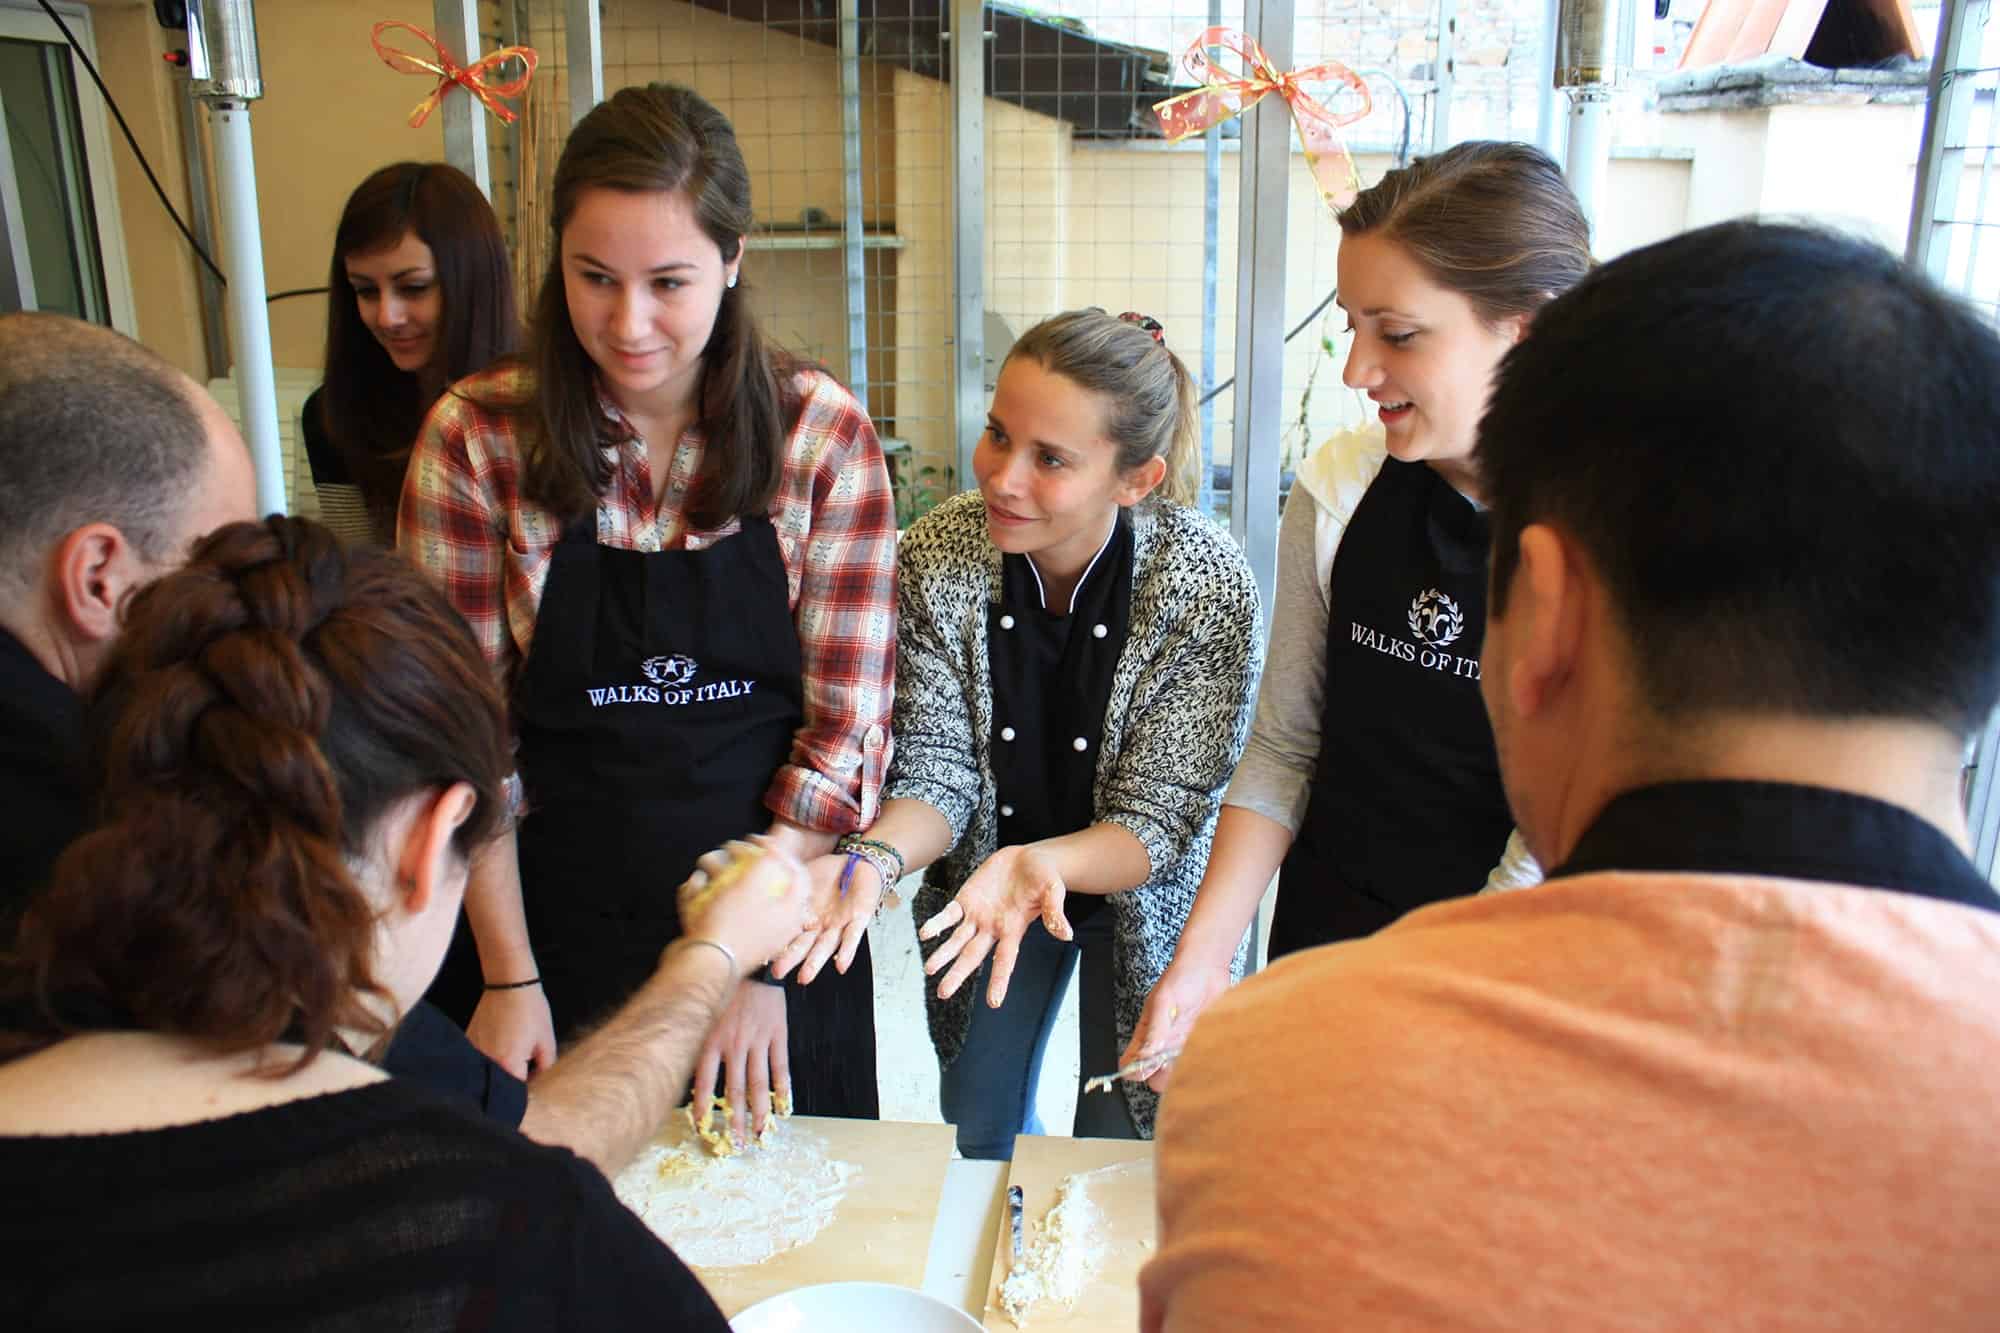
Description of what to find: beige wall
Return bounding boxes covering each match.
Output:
[1670,102,1923,251]
[87,0,453,378]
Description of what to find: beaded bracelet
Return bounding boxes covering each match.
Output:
[483,976,541,991]
[835,833,905,886]
[837,842,900,897]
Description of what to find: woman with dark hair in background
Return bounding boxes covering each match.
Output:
[304,162,517,544]
[402,83,895,1146]
[1125,142,1593,1084]
[0,516,809,1329]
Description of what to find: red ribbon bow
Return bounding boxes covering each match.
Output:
[1152,27,1373,212]
[371,20,539,128]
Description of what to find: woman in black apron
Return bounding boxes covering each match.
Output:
[780,310,1263,1156]
[1122,143,1594,1083]
[401,84,895,1141]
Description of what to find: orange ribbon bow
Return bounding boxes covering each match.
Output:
[1152,27,1373,211]
[371,20,538,128]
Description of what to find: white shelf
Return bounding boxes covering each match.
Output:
[747,231,907,253]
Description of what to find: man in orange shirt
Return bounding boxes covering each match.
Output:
[1143,222,2000,1332]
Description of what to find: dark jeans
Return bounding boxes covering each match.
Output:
[937,905,1139,1159]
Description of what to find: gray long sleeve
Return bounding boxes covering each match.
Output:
[1222,493,1327,834]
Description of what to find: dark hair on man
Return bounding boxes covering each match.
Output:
[0,313,210,577]
[1,516,510,1068]
[522,82,803,527]
[320,162,518,534]
[1478,220,2000,733]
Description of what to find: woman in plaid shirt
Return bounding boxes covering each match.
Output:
[399,84,895,1140]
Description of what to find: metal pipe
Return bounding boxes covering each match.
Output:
[567,0,603,127]
[1564,88,1612,236]
[1231,0,1289,612]
[186,0,285,515]
[178,83,229,377]
[840,0,870,412]
[950,0,986,488]
[1556,0,1622,238]
[432,0,491,198]
[1199,0,1221,514]
[208,101,286,516]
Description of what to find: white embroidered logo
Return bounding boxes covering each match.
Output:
[1407,589,1465,648]
[640,654,698,687]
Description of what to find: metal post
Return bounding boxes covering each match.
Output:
[1908,0,1987,276]
[432,0,491,197]
[567,0,603,127]
[1199,0,1221,515]
[0,85,34,313]
[1231,0,1289,613]
[179,83,229,377]
[1434,0,1457,151]
[209,103,285,517]
[1565,89,1612,234]
[950,0,986,488]
[1535,0,1565,157]
[186,0,285,516]
[839,0,869,412]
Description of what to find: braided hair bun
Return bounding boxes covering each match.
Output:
[5,516,508,1067]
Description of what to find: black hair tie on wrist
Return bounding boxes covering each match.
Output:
[483,977,541,991]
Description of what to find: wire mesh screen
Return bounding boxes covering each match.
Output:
[509,0,949,525]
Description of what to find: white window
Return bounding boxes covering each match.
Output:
[0,0,136,332]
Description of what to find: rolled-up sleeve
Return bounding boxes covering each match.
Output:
[762,391,898,833]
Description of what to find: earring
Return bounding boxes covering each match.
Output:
[727,273,739,290]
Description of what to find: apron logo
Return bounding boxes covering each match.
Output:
[640,654,698,686]
[1407,589,1465,648]
[1348,586,1481,680]
[586,654,758,708]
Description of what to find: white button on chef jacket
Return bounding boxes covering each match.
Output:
[1072,736,1088,752]
[1092,624,1107,638]
[1001,726,1016,741]
[999,614,1015,630]
[1001,803,1014,817]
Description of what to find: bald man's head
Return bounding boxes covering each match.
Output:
[0,313,240,587]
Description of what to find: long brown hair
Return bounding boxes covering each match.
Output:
[522,83,801,526]
[320,163,518,534]
[1005,309,1201,507]
[1338,141,1592,324]
[0,517,509,1069]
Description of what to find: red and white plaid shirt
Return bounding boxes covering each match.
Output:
[399,362,895,832]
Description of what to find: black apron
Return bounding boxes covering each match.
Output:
[988,513,1135,925]
[1271,459,1513,959]
[429,512,877,1117]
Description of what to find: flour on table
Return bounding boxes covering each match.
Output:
[613,1111,857,1269]
[998,1161,1149,1326]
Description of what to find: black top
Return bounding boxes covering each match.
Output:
[298,386,352,485]
[0,627,527,1127]
[987,513,1135,928]
[0,1079,726,1331]
[1273,458,1511,956]
[1549,779,2000,916]
[0,627,85,934]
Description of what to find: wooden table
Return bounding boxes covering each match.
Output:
[673,1117,958,1318]
[979,1135,1157,1330]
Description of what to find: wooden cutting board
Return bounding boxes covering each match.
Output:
[981,1136,1157,1331]
[626,1115,957,1318]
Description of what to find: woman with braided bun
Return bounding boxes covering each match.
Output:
[778,309,1263,1157]
[0,516,804,1329]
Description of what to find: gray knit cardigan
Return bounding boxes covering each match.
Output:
[885,490,1264,1135]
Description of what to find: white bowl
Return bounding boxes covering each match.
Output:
[729,1282,983,1332]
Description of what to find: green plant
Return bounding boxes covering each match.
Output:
[894,460,955,529]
